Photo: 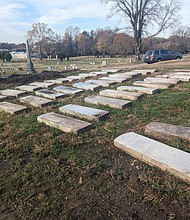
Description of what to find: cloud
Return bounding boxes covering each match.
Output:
[0,0,189,43]
[39,2,110,25]
[0,3,25,21]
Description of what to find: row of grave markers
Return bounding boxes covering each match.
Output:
[1,68,190,116]
[1,68,190,183]
[114,69,190,183]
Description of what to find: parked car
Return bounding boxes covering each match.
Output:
[144,49,182,64]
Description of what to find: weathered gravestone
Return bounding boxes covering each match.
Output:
[53,86,83,95]
[0,102,28,115]
[117,86,159,95]
[15,85,42,92]
[145,122,190,142]
[0,89,27,97]
[59,104,109,121]
[114,132,190,183]
[102,61,107,67]
[35,89,67,100]
[133,81,173,89]
[20,95,53,108]
[85,95,132,109]
[73,82,101,91]
[37,112,92,134]
[99,89,143,101]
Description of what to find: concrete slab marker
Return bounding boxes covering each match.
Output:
[90,71,108,75]
[145,122,190,142]
[108,73,139,79]
[105,69,121,73]
[53,86,83,95]
[155,75,170,78]
[133,81,173,89]
[20,95,53,108]
[15,85,42,92]
[0,101,28,115]
[73,82,101,91]
[85,79,116,87]
[0,89,27,97]
[169,75,190,82]
[99,77,128,83]
[114,132,190,183]
[37,112,92,134]
[174,69,190,72]
[171,72,190,76]
[44,78,69,84]
[133,69,158,75]
[66,75,88,82]
[85,95,132,109]
[0,95,7,101]
[79,73,97,77]
[35,89,67,100]
[117,86,159,95]
[144,77,180,84]
[99,89,143,101]
[30,82,55,88]
[59,104,109,121]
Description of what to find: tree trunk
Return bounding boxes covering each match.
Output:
[133,34,142,60]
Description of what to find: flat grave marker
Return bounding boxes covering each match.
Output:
[174,69,190,72]
[169,75,190,82]
[59,104,109,121]
[145,122,190,142]
[171,72,190,76]
[79,73,97,77]
[35,89,67,100]
[30,82,55,88]
[66,75,87,82]
[53,86,83,95]
[0,101,28,115]
[99,89,143,100]
[144,77,180,84]
[133,81,173,89]
[108,72,139,79]
[85,79,116,87]
[73,82,101,91]
[0,89,27,97]
[20,95,53,108]
[90,71,108,75]
[99,77,128,83]
[133,69,157,75]
[15,85,42,92]
[105,69,121,73]
[85,95,132,109]
[114,132,190,183]
[117,86,159,95]
[37,112,92,134]
[44,78,69,84]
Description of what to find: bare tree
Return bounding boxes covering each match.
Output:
[27,23,55,59]
[169,26,190,53]
[102,0,182,59]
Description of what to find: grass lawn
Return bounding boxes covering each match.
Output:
[0,60,190,219]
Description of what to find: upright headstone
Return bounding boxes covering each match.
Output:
[26,39,36,74]
[102,61,107,67]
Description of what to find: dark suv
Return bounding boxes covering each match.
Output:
[144,49,182,64]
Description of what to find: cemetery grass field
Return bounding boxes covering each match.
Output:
[0,61,190,219]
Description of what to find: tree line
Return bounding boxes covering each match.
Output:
[1,0,185,61]
[1,24,190,62]
[25,23,190,61]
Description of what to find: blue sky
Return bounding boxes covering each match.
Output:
[0,0,189,43]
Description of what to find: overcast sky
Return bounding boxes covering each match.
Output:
[0,0,189,43]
